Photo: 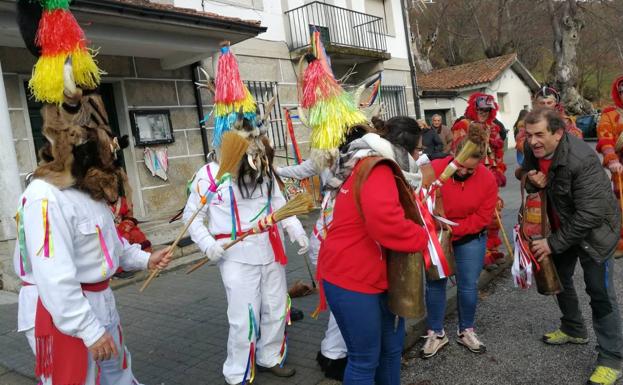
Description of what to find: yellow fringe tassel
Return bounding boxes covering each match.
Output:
[29,54,65,104]
[214,87,256,116]
[71,48,101,90]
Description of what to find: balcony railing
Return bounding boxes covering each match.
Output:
[285,1,387,53]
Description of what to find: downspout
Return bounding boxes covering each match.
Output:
[400,0,421,118]
[191,62,210,161]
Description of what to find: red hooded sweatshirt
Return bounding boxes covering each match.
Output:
[318,162,428,294]
[432,156,498,241]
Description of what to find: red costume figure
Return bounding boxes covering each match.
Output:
[515,86,583,157]
[451,93,506,265]
[596,75,623,256]
[111,197,152,253]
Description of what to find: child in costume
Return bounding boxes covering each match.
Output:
[183,43,308,385]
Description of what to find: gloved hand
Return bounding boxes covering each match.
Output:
[206,241,226,262]
[295,235,309,255]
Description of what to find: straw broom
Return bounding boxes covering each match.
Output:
[140,132,249,292]
[186,192,315,274]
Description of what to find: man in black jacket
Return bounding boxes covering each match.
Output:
[521,107,623,385]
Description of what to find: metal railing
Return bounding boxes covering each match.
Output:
[285,1,387,53]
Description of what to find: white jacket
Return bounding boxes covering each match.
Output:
[16,179,149,347]
[183,162,306,265]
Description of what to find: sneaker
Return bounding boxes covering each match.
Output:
[456,328,486,354]
[542,329,589,345]
[420,330,449,358]
[587,365,622,385]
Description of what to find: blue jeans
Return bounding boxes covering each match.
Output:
[425,235,486,333]
[323,280,405,385]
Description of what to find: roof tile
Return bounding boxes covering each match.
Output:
[418,53,517,91]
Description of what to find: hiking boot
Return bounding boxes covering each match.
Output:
[420,330,449,358]
[587,365,622,385]
[257,364,296,377]
[456,328,486,354]
[542,329,589,345]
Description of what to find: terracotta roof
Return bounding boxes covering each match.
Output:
[418,53,518,91]
[99,0,263,28]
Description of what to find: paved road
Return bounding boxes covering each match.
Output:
[2,149,611,385]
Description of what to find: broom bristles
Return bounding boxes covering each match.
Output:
[273,193,314,222]
[216,132,249,180]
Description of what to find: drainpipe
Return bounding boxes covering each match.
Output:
[191,62,210,161]
[400,0,421,118]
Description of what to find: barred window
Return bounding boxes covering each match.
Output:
[379,85,408,119]
[245,81,286,149]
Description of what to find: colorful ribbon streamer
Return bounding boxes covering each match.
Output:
[37,199,54,258]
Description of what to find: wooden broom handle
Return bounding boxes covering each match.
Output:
[139,201,206,292]
[185,231,254,275]
[495,208,513,262]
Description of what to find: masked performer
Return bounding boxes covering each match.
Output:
[451,93,506,266]
[13,2,171,384]
[183,43,308,385]
[596,76,623,258]
[515,86,583,159]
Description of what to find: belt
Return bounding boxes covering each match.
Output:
[21,280,110,291]
[453,229,487,246]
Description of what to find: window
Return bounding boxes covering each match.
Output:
[497,92,508,113]
[366,0,394,35]
[380,85,408,119]
[245,81,286,149]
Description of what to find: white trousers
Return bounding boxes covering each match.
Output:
[22,288,142,385]
[220,259,288,385]
[309,217,347,360]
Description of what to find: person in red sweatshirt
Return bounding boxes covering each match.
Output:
[317,117,428,385]
[420,126,498,359]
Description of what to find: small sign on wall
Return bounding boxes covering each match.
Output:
[130,109,175,146]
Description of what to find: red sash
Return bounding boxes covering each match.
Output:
[35,280,110,385]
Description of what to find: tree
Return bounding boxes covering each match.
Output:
[547,0,593,114]
[408,0,451,73]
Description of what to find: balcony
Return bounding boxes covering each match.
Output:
[285,2,391,64]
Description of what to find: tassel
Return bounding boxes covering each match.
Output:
[29,0,102,104]
[300,35,367,150]
[212,44,257,147]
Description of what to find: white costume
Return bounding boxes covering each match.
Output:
[184,162,306,385]
[16,179,149,385]
[276,159,347,360]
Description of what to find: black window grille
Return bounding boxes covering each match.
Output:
[245,81,287,150]
[380,85,408,119]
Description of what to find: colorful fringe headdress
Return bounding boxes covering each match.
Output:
[298,30,367,151]
[28,0,102,104]
[213,42,257,147]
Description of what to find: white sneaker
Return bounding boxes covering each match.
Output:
[456,328,486,354]
[420,329,449,358]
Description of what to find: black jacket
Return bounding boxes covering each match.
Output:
[421,128,446,159]
[523,133,620,262]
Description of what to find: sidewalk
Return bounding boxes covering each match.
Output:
[0,152,521,385]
